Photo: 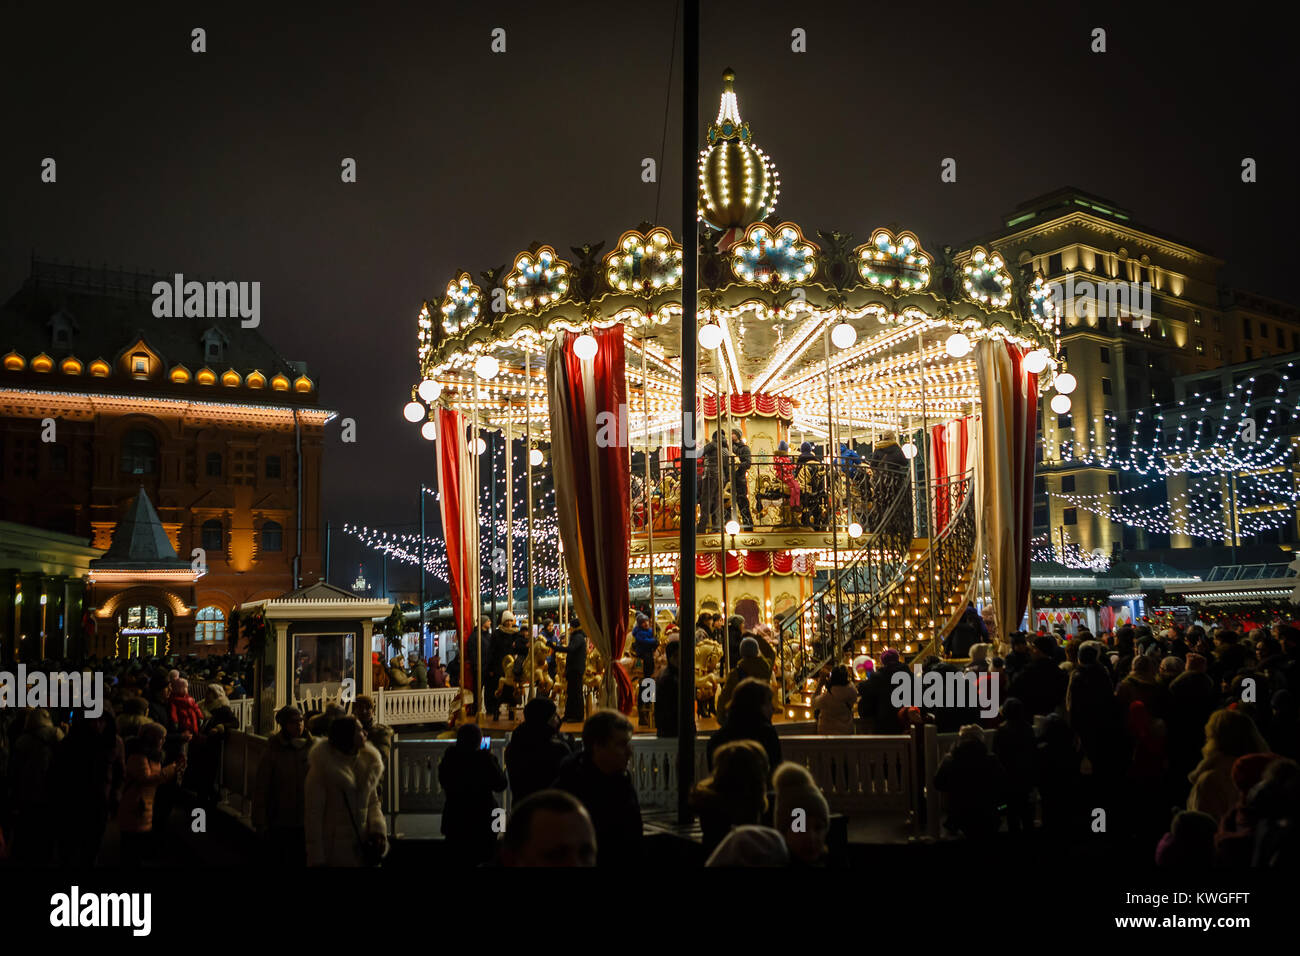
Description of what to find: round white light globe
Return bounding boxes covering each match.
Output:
[1023,349,1050,374]
[529,449,543,467]
[402,401,425,423]
[573,333,598,360]
[901,441,918,459]
[474,355,500,380]
[831,322,857,350]
[1050,393,1072,414]
[1055,371,1077,395]
[474,437,487,455]
[417,379,442,402]
[945,332,972,358]
[420,421,438,441]
[698,323,724,350]
[724,519,741,536]
[848,522,864,539]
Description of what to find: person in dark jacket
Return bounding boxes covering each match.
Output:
[1010,635,1068,716]
[505,698,574,804]
[689,739,769,857]
[933,724,1005,840]
[944,621,979,659]
[252,705,311,866]
[707,678,782,773]
[1068,641,1125,778]
[563,621,588,724]
[1003,632,1033,685]
[697,431,731,533]
[438,723,508,866]
[51,707,124,866]
[551,710,642,867]
[992,698,1037,835]
[632,613,657,726]
[1035,713,1082,840]
[1168,653,1219,784]
[858,649,909,733]
[729,428,754,531]
[654,640,681,738]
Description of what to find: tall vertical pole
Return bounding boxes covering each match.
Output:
[918,329,937,643]
[677,0,699,825]
[474,384,485,725]
[825,326,840,660]
[642,338,657,630]
[419,487,426,658]
[324,520,331,585]
[525,351,536,702]
[490,432,498,629]
[505,411,514,619]
[717,362,729,668]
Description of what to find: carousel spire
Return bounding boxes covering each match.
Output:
[699,69,780,234]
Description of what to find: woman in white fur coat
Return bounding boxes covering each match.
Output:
[304,716,388,866]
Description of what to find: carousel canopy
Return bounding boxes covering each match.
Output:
[410,72,1064,440]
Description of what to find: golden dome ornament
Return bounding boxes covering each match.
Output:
[698,69,780,234]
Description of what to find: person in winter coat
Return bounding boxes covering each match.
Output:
[388,656,414,688]
[858,649,909,733]
[551,710,642,867]
[438,723,508,866]
[631,613,657,726]
[409,655,429,689]
[717,637,773,722]
[774,440,800,508]
[1214,752,1282,866]
[303,716,387,867]
[10,708,65,865]
[167,678,204,737]
[118,721,185,867]
[489,611,523,719]
[1155,810,1217,867]
[505,698,574,805]
[654,639,681,738]
[708,678,782,774]
[1035,714,1082,839]
[253,705,311,866]
[52,707,124,866]
[1168,654,1218,783]
[1010,635,1068,716]
[992,698,1037,834]
[563,622,588,724]
[773,762,832,865]
[814,665,858,734]
[690,739,769,857]
[933,724,1005,840]
[1186,708,1269,824]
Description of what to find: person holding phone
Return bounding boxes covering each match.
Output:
[437,723,508,866]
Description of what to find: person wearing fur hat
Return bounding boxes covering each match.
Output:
[388,655,413,688]
[773,762,830,865]
[304,716,387,867]
[488,611,522,720]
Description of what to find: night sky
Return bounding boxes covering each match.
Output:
[3,0,1295,598]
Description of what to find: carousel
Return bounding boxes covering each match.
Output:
[404,70,1065,714]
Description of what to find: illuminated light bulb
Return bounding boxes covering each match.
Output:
[1051,393,1072,414]
[724,519,741,535]
[902,441,918,459]
[417,379,442,402]
[1055,371,1077,395]
[420,421,438,441]
[529,449,544,467]
[403,401,425,423]
[848,522,863,538]
[1023,349,1050,374]
[573,333,598,360]
[831,322,857,349]
[474,438,487,455]
[698,323,724,350]
[475,355,500,380]
[945,332,972,358]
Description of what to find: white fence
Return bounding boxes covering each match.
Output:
[230,698,253,732]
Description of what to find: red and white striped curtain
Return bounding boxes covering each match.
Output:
[975,339,1038,643]
[435,407,479,692]
[546,326,633,711]
[927,414,977,531]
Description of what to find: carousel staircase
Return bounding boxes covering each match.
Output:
[777,471,978,704]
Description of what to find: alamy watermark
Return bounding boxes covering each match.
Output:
[1047,275,1152,329]
[889,664,1000,718]
[152,273,260,328]
[0,666,104,718]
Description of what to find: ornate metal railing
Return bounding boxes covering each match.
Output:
[630,451,885,536]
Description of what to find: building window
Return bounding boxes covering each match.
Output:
[1102,377,1112,395]
[1108,474,1119,492]
[201,519,223,552]
[120,428,158,475]
[131,352,150,376]
[1243,319,1252,339]
[261,520,283,552]
[49,444,68,474]
[1063,508,1078,526]
[196,606,226,643]
[1277,326,1285,347]
[1214,344,1223,360]
[1246,346,1253,361]
[1100,346,1110,364]
[1194,312,1202,325]
[1195,339,1205,354]
[205,452,223,477]
[1048,253,1062,275]
[265,455,282,479]
[1061,475,1076,493]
